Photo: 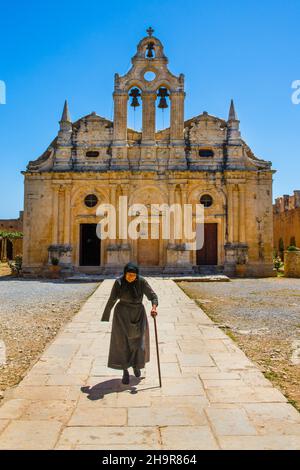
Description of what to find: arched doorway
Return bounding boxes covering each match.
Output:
[6,239,13,260]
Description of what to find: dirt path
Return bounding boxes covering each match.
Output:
[178,278,300,411]
[0,279,99,399]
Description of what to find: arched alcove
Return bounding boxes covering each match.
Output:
[156,86,170,131]
[127,86,142,132]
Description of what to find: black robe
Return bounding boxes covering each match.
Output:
[101,276,158,370]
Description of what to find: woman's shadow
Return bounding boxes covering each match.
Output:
[81,375,159,400]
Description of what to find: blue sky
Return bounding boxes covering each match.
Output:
[0,0,299,218]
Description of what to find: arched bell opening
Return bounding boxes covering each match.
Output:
[127,86,142,132]
[145,40,156,59]
[156,86,170,131]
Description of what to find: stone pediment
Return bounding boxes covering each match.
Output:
[72,113,113,129]
[185,113,227,145]
[72,113,113,145]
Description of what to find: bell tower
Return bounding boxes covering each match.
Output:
[111,27,187,170]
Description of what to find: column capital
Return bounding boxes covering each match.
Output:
[113,90,128,98]
[170,90,185,98]
[141,91,157,99]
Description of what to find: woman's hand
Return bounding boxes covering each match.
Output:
[150,305,158,317]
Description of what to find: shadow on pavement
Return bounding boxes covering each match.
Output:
[81,377,160,400]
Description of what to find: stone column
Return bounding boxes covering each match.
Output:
[110,184,117,245]
[170,91,185,143]
[119,184,131,265]
[106,183,122,267]
[181,184,188,244]
[142,91,156,144]
[227,185,234,243]
[239,184,246,243]
[59,183,73,271]
[168,184,176,246]
[233,185,239,243]
[52,185,60,245]
[63,185,72,245]
[119,184,129,245]
[111,91,129,169]
[113,91,128,143]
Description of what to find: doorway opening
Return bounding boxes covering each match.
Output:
[79,224,100,266]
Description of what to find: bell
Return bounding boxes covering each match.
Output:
[129,88,141,108]
[131,97,140,107]
[158,97,168,109]
[146,42,155,58]
[157,87,169,109]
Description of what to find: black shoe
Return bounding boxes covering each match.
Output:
[133,367,141,377]
[122,369,129,384]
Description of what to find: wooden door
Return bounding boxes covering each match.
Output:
[137,222,159,266]
[196,223,218,265]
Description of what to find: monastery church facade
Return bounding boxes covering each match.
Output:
[22,29,275,277]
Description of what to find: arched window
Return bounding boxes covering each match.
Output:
[200,194,213,208]
[199,149,214,158]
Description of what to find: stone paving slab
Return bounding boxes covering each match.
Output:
[0,277,300,450]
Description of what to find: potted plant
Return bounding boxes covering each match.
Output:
[50,257,61,279]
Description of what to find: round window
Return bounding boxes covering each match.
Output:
[200,194,213,208]
[144,71,156,82]
[84,194,98,208]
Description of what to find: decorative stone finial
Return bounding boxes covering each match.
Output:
[228,99,238,121]
[60,100,71,123]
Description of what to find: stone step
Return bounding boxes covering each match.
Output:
[64,273,230,282]
[193,265,225,275]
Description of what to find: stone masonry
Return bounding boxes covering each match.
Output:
[22,29,275,278]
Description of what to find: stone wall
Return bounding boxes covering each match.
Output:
[284,250,300,278]
[0,211,23,260]
[273,191,300,260]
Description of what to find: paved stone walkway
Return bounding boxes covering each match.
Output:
[0,278,300,450]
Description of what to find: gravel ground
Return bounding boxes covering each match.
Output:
[0,278,99,398]
[178,277,300,411]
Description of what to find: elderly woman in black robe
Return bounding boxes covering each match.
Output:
[101,262,158,384]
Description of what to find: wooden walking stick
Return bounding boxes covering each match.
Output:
[151,310,162,387]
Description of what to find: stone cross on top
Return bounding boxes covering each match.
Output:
[146,26,154,37]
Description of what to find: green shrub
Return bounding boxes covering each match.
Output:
[8,255,23,276]
[273,256,283,271]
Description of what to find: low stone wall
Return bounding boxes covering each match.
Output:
[284,250,300,278]
[239,263,276,278]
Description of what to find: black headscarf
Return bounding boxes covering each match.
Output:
[122,262,140,298]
